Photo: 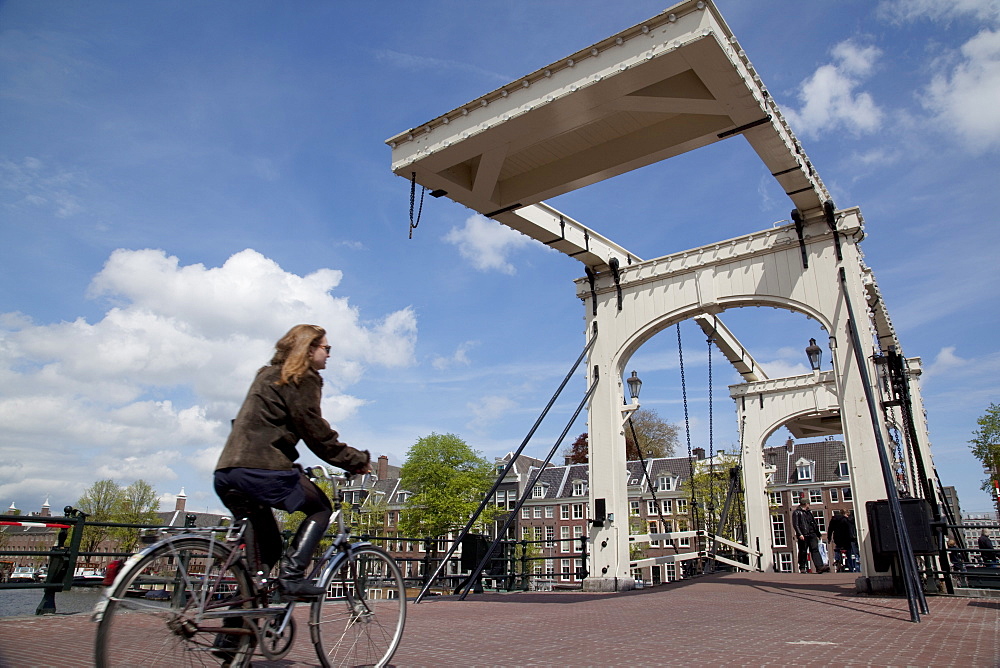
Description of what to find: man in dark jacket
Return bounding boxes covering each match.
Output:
[827,510,854,572]
[792,499,829,573]
[978,529,997,564]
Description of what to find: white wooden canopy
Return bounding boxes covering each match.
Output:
[387,0,830,270]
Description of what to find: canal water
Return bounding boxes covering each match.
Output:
[0,587,104,617]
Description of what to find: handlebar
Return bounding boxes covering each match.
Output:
[306,464,378,486]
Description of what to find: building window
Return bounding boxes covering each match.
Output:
[778,552,794,573]
[560,526,571,553]
[657,476,673,492]
[811,510,826,534]
[572,481,586,497]
[545,526,554,548]
[771,514,787,547]
[572,504,584,520]
[795,458,814,482]
[678,522,690,548]
[630,500,640,516]
[532,484,544,499]
[648,520,660,547]
[561,505,570,520]
[666,563,677,582]
[809,489,823,504]
[830,488,839,502]
[521,507,530,519]
[838,461,849,478]
[662,498,673,515]
[534,526,543,542]
[533,506,542,519]
[573,525,583,547]
[522,526,530,540]
[545,506,554,518]
[843,487,853,501]
[676,499,688,516]
[768,491,782,506]
[647,500,659,516]
[561,559,572,581]
[545,559,554,576]
[574,559,584,580]
[791,490,805,505]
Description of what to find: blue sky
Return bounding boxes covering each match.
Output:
[1,0,998,517]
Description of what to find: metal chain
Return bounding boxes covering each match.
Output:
[707,335,715,535]
[408,172,425,239]
[677,324,699,532]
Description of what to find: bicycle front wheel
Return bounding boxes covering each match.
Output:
[311,544,406,667]
[95,536,256,668]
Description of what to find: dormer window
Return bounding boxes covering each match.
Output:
[571,481,587,497]
[657,476,675,492]
[794,458,814,482]
[838,461,849,478]
[532,483,547,499]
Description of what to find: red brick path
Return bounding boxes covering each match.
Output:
[1,572,997,667]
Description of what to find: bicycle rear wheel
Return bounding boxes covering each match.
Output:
[95,536,256,668]
[311,544,406,667]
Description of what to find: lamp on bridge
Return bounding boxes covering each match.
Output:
[626,370,642,403]
[805,338,823,371]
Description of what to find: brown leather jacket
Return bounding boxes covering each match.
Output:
[215,365,369,473]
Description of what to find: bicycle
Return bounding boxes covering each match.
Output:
[93,466,406,667]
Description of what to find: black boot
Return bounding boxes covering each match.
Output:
[279,518,327,600]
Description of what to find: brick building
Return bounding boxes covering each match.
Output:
[763,438,854,572]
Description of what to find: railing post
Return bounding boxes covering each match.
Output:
[422,538,433,589]
[520,540,528,591]
[36,507,86,615]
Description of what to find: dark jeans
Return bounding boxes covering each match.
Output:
[214,466,332,573]
[797,535,824,572]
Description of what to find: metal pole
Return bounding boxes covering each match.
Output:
[839,267,926,621]
[459,367,599,600]
[413,326,598,603]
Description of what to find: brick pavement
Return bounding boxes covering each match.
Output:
[0,572,996,667]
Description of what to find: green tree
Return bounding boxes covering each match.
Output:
[679,452,745,542]
[398,433,502,541]
[970,403,1000,504]
[77,479,123,556]
[111,480,160,554]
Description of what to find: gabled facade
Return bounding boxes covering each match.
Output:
[764,438,854,572]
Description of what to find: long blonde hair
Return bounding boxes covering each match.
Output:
[270,324,326,386]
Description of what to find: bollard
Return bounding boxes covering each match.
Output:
[36,525,70,615]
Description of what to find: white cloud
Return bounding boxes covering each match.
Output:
[924,28,1000,151]
[432,341,477,370]
[784,41,883,138]
[878,0,1000,24]
[443,215,536,274]
[374,49,510,84]
[925,346,969,378]
[467,394,518,431]
[0,156,87,218]
[0,248,417,504]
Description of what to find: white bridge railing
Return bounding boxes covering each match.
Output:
[629,530,761,572]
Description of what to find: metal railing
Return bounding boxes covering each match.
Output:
[1,511,590,614]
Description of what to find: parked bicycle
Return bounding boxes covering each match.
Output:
[93,466,406,667]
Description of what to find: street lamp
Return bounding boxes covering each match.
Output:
[805,338,823,371]
[626,370,642,402]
